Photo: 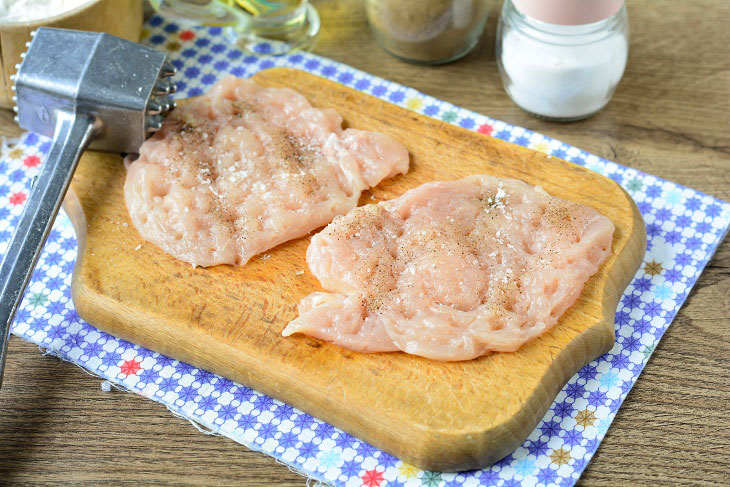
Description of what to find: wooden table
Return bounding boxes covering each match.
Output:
[1,1,728,485]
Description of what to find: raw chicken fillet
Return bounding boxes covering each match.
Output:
[124,76,409,267]
[283,175,615,361]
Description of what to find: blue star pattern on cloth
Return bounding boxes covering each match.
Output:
[1,16,729,487]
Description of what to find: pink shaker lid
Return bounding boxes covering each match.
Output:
[512,0,624,25]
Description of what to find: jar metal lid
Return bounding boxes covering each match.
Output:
[511,0,624,25]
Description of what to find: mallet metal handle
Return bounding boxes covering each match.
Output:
[0,110,97,388]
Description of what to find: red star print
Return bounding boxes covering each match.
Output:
[119,359,142,376]
[9,192,26,205]
[477,123,493,136]
[361,468,384,487]
[179,30,195,41]
[23,154,41,168]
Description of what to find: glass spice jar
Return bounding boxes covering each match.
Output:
[365,0,491,64]
[496,0,629,121]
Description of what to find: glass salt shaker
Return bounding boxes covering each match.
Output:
[496,0,629,121]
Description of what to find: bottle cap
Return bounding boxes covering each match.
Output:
[512,0,624,25]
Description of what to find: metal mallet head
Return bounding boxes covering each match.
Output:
[13,27,176,151]
[0,28,178,387]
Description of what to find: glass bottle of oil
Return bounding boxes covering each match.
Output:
[150,0,320,55]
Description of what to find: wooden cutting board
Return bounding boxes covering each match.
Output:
[65,68,646,471]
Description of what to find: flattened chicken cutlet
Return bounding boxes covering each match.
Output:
[124,76,409,267]
[284,175,615,361]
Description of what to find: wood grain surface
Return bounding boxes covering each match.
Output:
[64,68,645,471]
[0,0,728,485]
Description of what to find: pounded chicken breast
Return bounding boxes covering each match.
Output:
[124,76,409,267]
[284,175,615,361]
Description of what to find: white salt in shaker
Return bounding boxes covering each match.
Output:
[496,0,629,121]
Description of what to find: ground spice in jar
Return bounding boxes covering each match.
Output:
[365,0,490,64]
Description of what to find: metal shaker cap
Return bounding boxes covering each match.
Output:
[511,0,624,25]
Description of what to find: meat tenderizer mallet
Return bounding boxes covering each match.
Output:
[0,27,177,387]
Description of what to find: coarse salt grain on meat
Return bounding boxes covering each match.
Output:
[124,76,409,267]
[283,175,615,361]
